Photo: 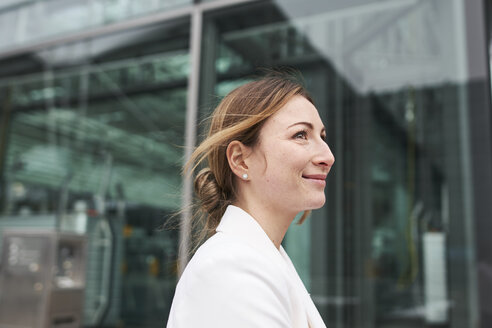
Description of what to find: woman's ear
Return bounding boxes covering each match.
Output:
[226,140,250,179]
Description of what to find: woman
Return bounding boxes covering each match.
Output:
[167,73,334,328]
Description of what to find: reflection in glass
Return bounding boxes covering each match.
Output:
[0,20,189,327]
[0,0,193,51]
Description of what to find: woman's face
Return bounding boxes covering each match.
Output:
[246,95,335,215]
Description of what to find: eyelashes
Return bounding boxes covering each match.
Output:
[293,130,308,140]
[293,129,327,141]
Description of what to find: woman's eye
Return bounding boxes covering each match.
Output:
[321,134,326,141]
[294,131,308,140]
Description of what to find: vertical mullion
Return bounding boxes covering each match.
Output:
[179,7,202,277]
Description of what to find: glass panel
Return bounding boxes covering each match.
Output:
[0,19,189,327]
[201,1,478,327]
[0,0,192,51]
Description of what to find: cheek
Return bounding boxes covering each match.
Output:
[257,142,308,182]
[265,153,305,184]
[270,143,299,163]
[275,147,309,171]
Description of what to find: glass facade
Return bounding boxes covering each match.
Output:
[0,0,491,327]
[0,0,192,52]
[0,17,190,327]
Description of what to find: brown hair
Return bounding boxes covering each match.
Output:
[186,72,313,248]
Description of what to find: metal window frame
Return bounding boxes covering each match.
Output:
[0,0,257,61]
[464,1,492,328]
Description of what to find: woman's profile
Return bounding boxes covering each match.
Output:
[167,72,334,328]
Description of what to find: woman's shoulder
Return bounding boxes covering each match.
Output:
[185,232,279,276]
[168,233,293,327]
[176,232,290,294]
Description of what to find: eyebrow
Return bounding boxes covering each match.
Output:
[288,121,326,133]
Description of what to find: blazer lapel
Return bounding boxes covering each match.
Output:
[216,206,324,328]
[215,205,290,280]
[279,247,327,328]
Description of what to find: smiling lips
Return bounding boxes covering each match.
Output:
[302,174,327,186]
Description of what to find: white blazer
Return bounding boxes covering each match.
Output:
[167,205,326,328]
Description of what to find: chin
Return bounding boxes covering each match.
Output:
[306,196,326,210]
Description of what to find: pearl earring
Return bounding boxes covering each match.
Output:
[242,173,248,180]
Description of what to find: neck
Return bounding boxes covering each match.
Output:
[233,199,296,249]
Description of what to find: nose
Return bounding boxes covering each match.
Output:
[313,140,335,168]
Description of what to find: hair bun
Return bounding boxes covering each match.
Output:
[194,168,223,218]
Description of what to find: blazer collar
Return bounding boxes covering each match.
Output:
[215,205,288,274]
[216,205,326,328]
